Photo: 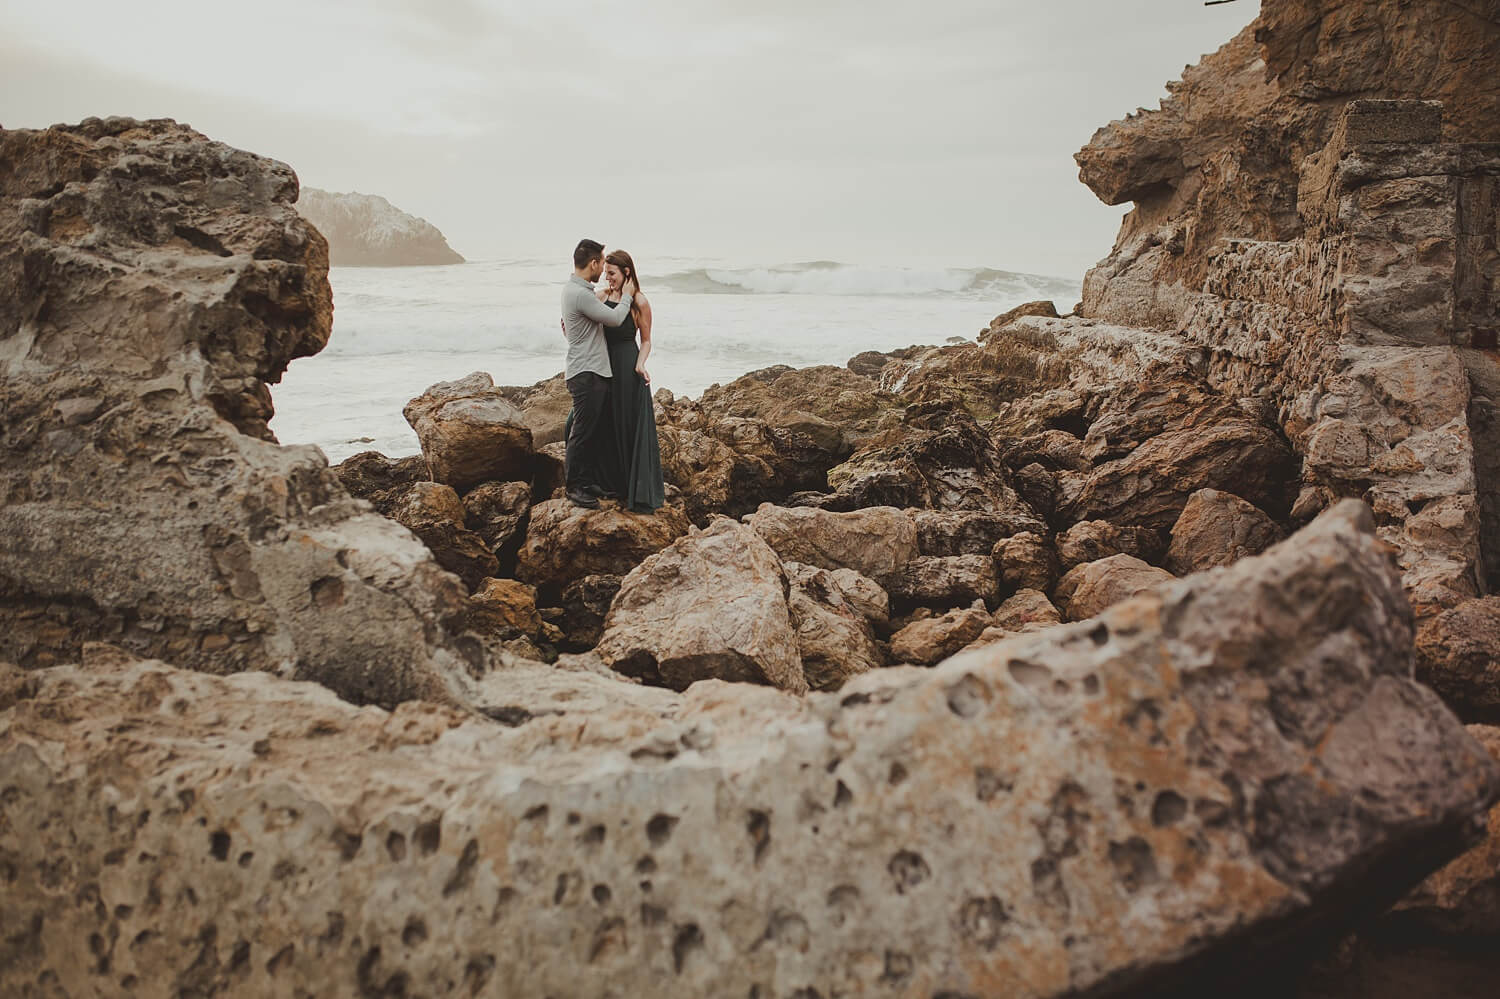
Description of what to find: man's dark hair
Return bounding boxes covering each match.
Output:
[573,239,605,269]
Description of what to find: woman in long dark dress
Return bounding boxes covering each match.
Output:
[591,249,664,513]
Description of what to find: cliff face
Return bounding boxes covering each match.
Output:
[1075,0,1500,332]
[296,187,464,267]
[0,117,482,707]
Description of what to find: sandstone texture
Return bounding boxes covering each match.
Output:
[0,117,482,708]
[402,372,533,492]
[1165,488,1286,575]
[3,503,1496,999]
[596,518,807,694]
[295,187,464,267]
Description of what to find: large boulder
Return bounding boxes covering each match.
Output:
[0,117,480,708]
[516,499,689,593]
[402,372,534,491]
[1165,488,1286,575]
[596,518,806,693]
[995,531,1061,593]
[1054,553,1177,622]
[745,503,918,586]
[1416,596,1500,724]
[658,425,775,523]
[495,372,573,447]
[2,501,1497,997]
[784,562,885,691]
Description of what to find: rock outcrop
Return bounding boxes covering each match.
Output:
[0,117,482,708]
[3,502,1495,998]
[295,187,464,267]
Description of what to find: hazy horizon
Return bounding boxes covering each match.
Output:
[1,0,1256,279]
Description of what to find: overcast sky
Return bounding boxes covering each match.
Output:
[1,0,1254,278]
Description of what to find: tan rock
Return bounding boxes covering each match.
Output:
[995,531,1060,593]
[746,503,918,586]
[403,371,534,491]
[516,499,689,592]
[496,372,573,447]
[658,424,774,523]
[2,502,1498,997]
[596,518,807,693]
[910,508,1047,556]
[992,588,1064,634]
[462,480,532,559]
[468,578,542,638]
[784,562,884,691]
[387,480,498,591]
[1416,596,1500,724]
[887,554,1001,610]
[1165,488,1285,575]
[1054,553,1177,622]
[889,601,992,665]
[1056,519,1166,571]
[0,117,479,708]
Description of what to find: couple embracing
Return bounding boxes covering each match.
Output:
[559,238,666,513]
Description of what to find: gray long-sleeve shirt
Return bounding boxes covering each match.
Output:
[562,274,633,380]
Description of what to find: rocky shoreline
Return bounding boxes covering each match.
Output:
[4,0,1500,995]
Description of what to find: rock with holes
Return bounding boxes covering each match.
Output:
[402,372,534,492]
[1165,488,1286,575]
[745,503,918,586]
[784,562,886,690]
[3,501,1493,999]
[889,601,993,666]
[515,499,689,594]
[0,117,482,708]
[1415,596,1500,724]
[1054,553,1177,622]
[595,518,806,693]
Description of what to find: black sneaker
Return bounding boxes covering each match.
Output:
[567,488,600,509]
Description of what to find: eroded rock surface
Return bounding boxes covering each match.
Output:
[403,372,533,492]
[0,117,481,707]
[2,502,1495,999]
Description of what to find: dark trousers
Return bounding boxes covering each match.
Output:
[564,370,611,491]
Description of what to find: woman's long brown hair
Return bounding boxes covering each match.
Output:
[605,249,643,328]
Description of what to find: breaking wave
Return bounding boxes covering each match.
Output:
[652,261,1079,300]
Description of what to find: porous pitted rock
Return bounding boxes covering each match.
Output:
[468,578,542,638]
[886,555,1001,611]
[0,116,480,708]
[1054,553,1176,622]
[515,499,689,594]
[911,508,1047,556]
[1415,596,1500,724]
[555,574,624,652]
[402,372,534,492]
[1056,519,1167,571]
[2,501,1497,998]
[595,518,806,693]
[1165,488,1286,575]
[387,480,498,591]
[994,531,1061,593]
[889,600,993,666]
[784,562,885,691]
[462,480,532,566]
[745,503,918,586]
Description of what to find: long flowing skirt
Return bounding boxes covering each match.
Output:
[562,339,665,512]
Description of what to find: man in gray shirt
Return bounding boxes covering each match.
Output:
[561,238,634,508]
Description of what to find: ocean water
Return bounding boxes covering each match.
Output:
[268,258,1082,464]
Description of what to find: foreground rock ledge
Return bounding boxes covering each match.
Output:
[2,501,1494,997]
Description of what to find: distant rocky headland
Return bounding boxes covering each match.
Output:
[297,186,464,267]
[3,1,1500,996]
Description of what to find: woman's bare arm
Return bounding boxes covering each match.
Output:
[636,294,653,381]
